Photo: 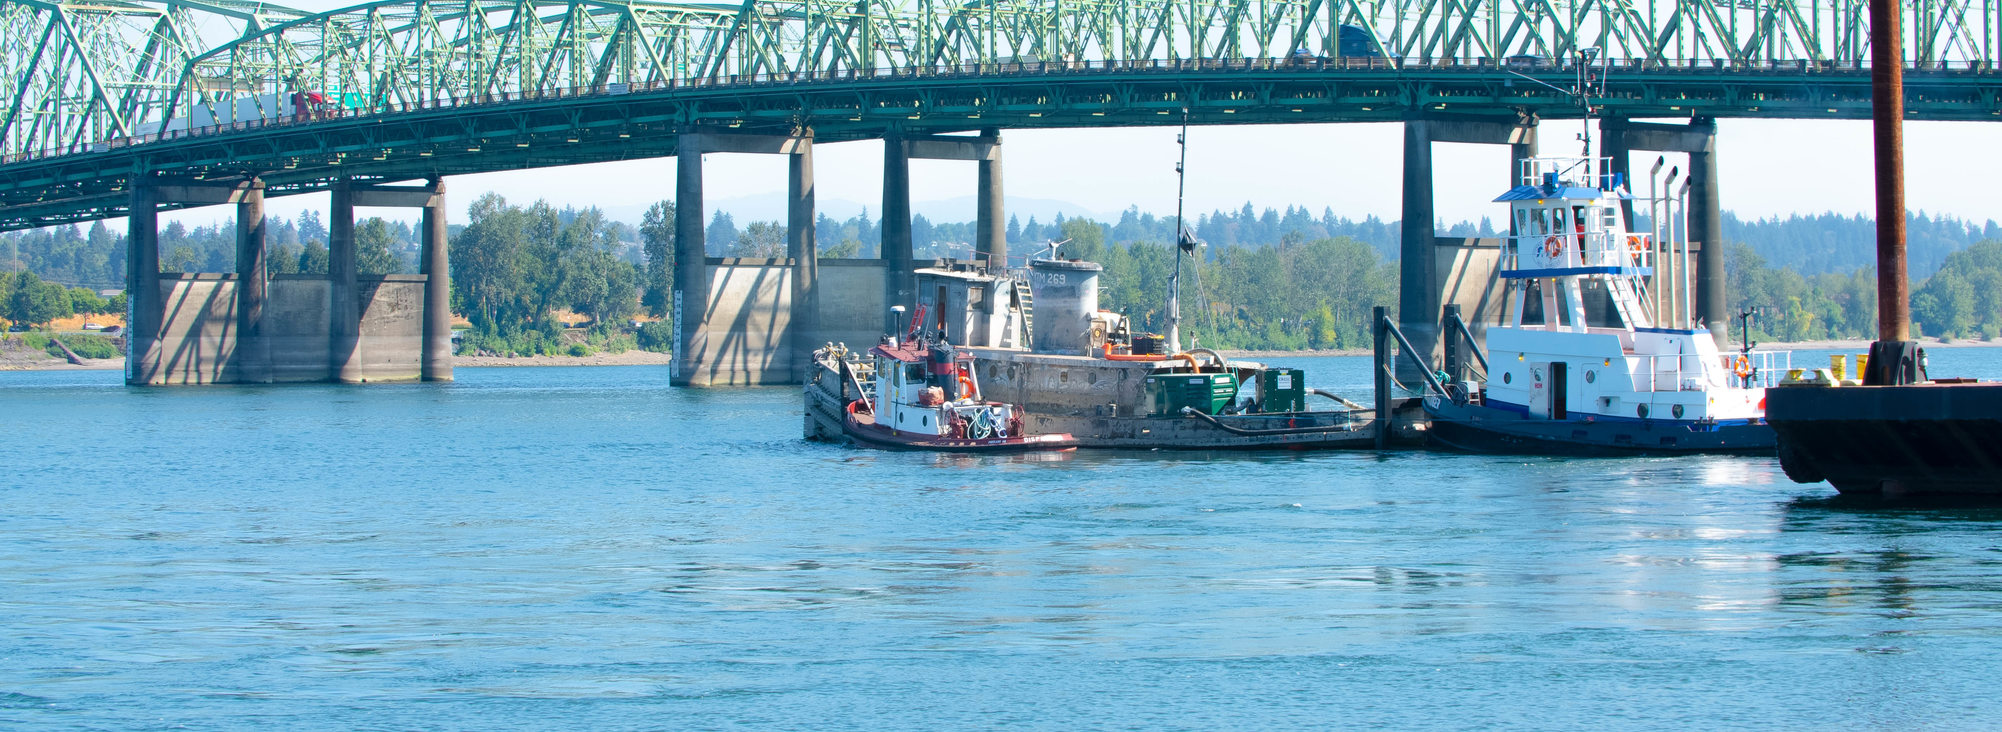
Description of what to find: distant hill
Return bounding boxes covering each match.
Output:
[1720,211,2002,278]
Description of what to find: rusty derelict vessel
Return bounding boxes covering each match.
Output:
[803,255,1373,449]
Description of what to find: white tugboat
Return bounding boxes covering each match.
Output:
[1423,153,1789,455]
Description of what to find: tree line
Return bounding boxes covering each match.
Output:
[0,271,123,328]
[449,194,648,356]
[3,202,2000,349]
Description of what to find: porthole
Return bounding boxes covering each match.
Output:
[1088,371,1098,385]
[1585,370,1596,384]
[987,365,999,379]
[1636,404,1649,418]
[1503,372,1512,384]
[1059,370,1069,383]
[1671,404,1684,419]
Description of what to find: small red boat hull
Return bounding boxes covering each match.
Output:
[844,401,1077,452]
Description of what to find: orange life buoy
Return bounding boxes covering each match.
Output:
[957,366,976,396]
[1627,234,1645,253]
[1732,355,1752,379]
[1543,234,1565,259]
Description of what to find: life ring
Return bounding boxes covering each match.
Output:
[1627,234,1645,253]
[1732,355,1752,379]
[956,368,976,396]
[1543,234,1565,258]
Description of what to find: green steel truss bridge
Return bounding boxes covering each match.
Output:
[2,0,1998,230]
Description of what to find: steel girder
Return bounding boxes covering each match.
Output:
[0,59,1993,231]
[4,0,2000,161]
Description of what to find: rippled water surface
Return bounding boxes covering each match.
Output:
[6,350,2002,729]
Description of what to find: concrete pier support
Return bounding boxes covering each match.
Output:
[881,132,914,331]
[666,128,996,386]
[1598,117,1635,228]
[1605,118,1726,345]
[329,178,362,382]
[125,182,160,384]
[672,129,815,386]
[789,134,819,373]
[674,132,708,386]
[420,178,452,382]
[976,128,1006,269]
[1400,115,1535,369]
[1398,120,1438,360]
[235,178,271,383]
[122,176,434,385]
[1688,118,1726,342]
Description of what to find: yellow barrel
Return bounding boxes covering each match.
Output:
[1829,354,1847,380]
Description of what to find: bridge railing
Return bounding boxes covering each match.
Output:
[8,53,1997,167]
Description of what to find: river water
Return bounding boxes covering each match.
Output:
[5,349,2002,729]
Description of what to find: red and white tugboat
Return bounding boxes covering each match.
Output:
[842,312,1076,453]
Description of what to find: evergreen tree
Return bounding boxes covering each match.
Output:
[639,200,676,317]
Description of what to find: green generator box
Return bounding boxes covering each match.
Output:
[1257,368,1306,413]
[1146,373,1239,416]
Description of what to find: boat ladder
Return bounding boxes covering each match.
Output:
[1012,278,1035,348]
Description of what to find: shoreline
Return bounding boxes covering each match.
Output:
[0,350,675,372]
[4,337,1995,373]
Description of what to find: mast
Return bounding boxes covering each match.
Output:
[1167,106,1191,352]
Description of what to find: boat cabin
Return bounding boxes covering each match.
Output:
[867,337,1019,439]
[1478,156,1783,425]
[914,263,1029,349]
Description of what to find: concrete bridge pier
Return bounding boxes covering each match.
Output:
[1399,115,1537,373]
[670,128,1006,386]
[788,135,818,377]
[672,129,816,386]
[881,130,1007,330]
[420,179,452,382]
[329,178,360,382]
[124,182,159,384]
[881,132,913,332]
[235,178,271,383]
[1602,117,1726,346]
[328,178,451,383]
[126,177,269,385]
[976,129,1007,269]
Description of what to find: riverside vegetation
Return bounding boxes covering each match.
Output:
[2,203,1998,353]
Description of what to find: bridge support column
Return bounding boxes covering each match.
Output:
[1610,118,1726,346]
[789,132,817,380]
[421,178,452,382]
[976,128,1006,270]
[1599,117,1635,229]
[671,130,816,386]
[673,132,709,386]
[882,132,913,332]
[329,178,362,383]
[1400,115,1537,374]
[1398,119,1438,367]
[125,181,160,385]
[1689,118,1726,345]
[235,178,271,384]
